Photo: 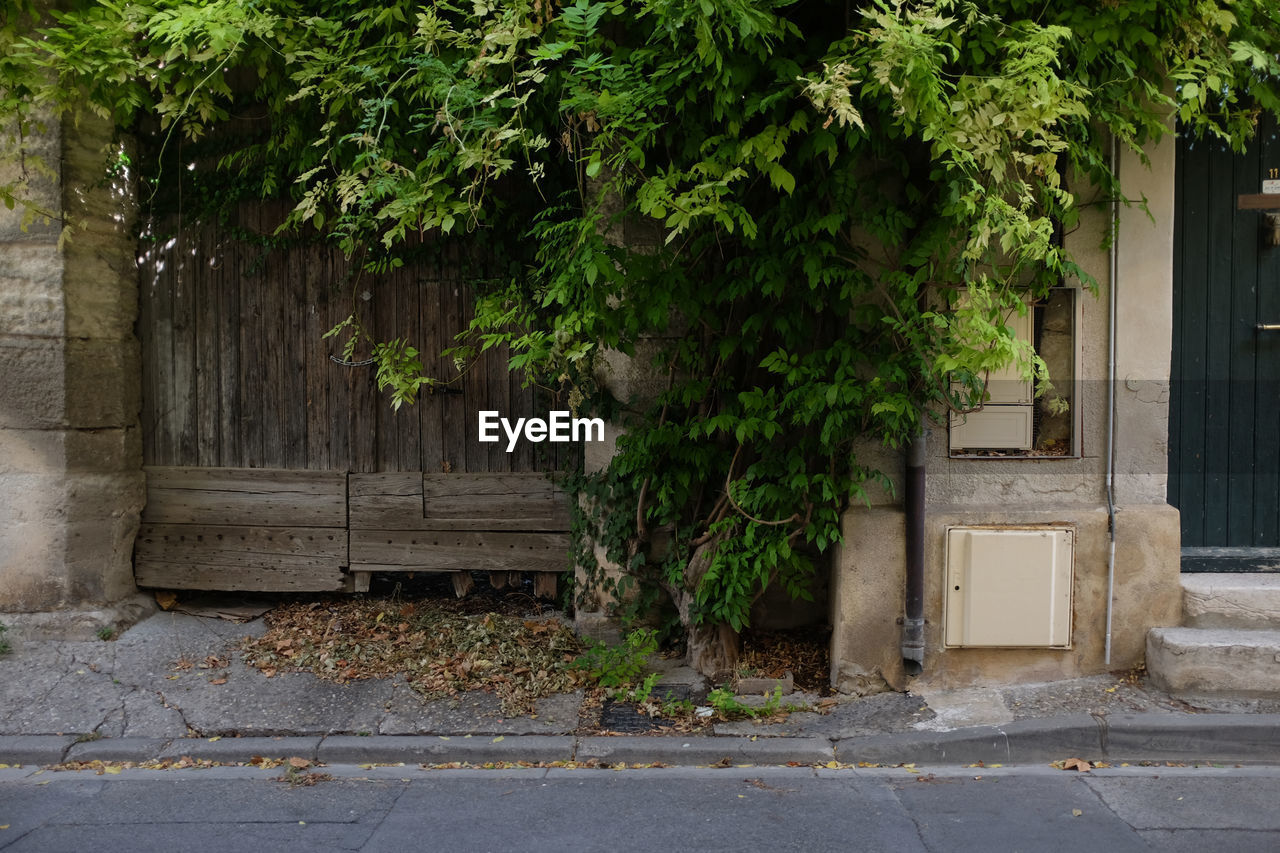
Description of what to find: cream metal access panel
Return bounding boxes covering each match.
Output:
[944,526,1074,648]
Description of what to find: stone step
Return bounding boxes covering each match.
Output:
[1146,627,1280,696]
[1182,573,1280,629]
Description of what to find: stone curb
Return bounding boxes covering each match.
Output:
[4,716,1280,768]
[65,737,172,764]
[836,714,1280,766]
[0,735,78,765]
[1105,713,1280,762]
[835,715,1104,766]
[158,736,323,764]
[319,735,575,765]
[577,735,834,766]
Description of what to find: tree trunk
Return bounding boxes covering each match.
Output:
[687,622,739,680]
[663,535,741,680]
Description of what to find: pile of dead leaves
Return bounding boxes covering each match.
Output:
[240,599,586,714]
[738,627,833,695]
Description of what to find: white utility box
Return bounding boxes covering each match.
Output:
[944,526,1074,648]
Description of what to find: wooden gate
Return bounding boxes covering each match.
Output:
[1169,115,1280,569]
[133,203,574,593]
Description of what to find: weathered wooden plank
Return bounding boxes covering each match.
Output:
[149,227,177,466]
[134,523,347,569]
[304,249,330,470]
[350,473,570,531]
[459,278,487,475]
[282,235,308,471]
[396,265,423,472]
[138,227,159,465]
[420,272,446,475]
[238,206,265,469]
[348,289,378,474]
[194,223,220,467]
[422,473,571,530]
[533,572,558,599]
[143,466,347,527]
[326,252,355,470]
[439,249,468,474]
[350,530,570,572]
[135,560,346,592]
[348,472,423,529]
[216,226,241,468]
[260,224,286,469]
[172,226,199,466]
[485,343,511,474]
[451,571,475,597]
[344,570,373,593]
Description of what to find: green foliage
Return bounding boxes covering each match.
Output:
[3,0,1279,645]
[96,625,116,641]
[0,621,9,656]
[571,627,658,690]
[707,685,783,720]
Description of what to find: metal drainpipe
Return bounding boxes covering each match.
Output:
[903,430,927,675]
[1104,134,1120,666]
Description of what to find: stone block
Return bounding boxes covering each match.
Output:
[1147,627,1280,696]
[0,243,64,336]
[1182,573,1280,629]
[0,337,66,429]
[65,427,142,474]
[0,429,65,475]
[63,337,140,428]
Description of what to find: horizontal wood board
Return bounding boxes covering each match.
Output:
[142,466,347,528]
[349,472,570,531]
[350,530,571,573]
[137,466,573,591]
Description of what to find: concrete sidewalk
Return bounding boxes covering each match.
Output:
[2,611,1279,768]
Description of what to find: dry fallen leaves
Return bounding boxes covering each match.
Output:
[240,599,586,715]
[1052,757,1094,772]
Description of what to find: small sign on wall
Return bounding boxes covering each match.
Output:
[1264,179,1280,195]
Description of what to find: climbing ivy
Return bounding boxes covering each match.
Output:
[4,0,1279,671]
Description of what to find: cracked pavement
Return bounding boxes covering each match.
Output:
[4,610,1280,743]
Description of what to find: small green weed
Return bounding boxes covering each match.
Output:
[0,622,9,655]
[96,626,116,641]
[571,628,658,689]
[707,685,783,720]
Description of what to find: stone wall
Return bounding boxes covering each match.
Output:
[0,110,149,638]
[830,134,1183,693]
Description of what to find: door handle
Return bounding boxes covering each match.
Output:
[1258,323,1280,331]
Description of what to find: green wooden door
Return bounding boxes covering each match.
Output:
[1169,115,1280,568]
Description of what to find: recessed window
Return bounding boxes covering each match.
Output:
[948,287,1080,458]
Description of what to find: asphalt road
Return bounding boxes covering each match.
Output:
[2,764,1278,852]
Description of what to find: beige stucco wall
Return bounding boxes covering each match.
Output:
[831,134,1182,692]
[0,110,149,636]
